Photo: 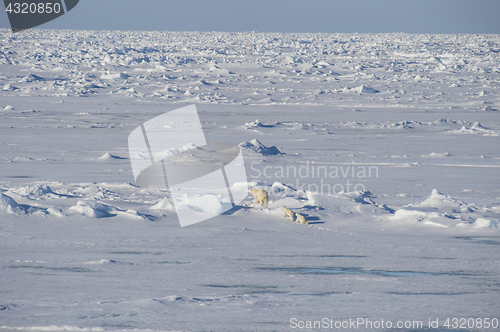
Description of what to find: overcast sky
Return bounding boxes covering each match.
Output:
[1,0,499,34]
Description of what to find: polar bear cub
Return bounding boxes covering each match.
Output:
[250,188,268,208]
[282,206,295,221]
[296,213,309,225]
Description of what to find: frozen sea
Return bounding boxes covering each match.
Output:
[0,29,499,331]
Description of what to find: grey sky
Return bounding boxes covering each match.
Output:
[1,0,499,34]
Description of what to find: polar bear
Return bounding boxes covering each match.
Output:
[282,206,295,221]
[250,188,268,208]
[296,213,309,225]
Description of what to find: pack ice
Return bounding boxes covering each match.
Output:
[0,29,499,331]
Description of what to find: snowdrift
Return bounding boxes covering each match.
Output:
[239,139,282,155]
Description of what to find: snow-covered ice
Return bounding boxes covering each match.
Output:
[0,29,499,331]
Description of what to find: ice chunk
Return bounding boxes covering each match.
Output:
[69,200,116,218]
[473,218,498,228]
[173,194,231,215]
[457,218,499,229]
[164,143,200,157]
[354,85,379,93]
[20,73,44,82]
[421,152,451,158]
[151,197,176,211]
[0,193,47,215]
[413,189,474,213]
[101,72,129,80]
[271,182,296,194]
[239,139,282,155]
[306,191,388,214]
[244,119,276,128]
[0,193,22,214]
[9,184,54,196]
[98,152,126,160]
[3,84,18,91]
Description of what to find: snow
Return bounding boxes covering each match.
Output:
[0,29,499,331]
[68,200,117,218]
[3,84,17,91]
[0,192,47,215]
[0,193,23,214]
[7,183,54,196]
[173,193,231,215]
[468,218,499,229]
[97,152,126,160]
[413,189,474,212]
[101,72,129,80]
[163,143,200,157]
[343,84,379,94]
[239,139,282,155]
[20,73,44,82]
[150,197,176,210]
[449,122,500,136]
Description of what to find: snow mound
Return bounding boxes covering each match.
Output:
[313,194,356,214]
[0,193,23,214]
[484,106,498,112]
[389,190,490,228]
[433,119,470,126]
[3,83,18,91]
[422,152,451,158]
[391,209,454,227]
[316,60,330,67]
[70,183,110,200]
[411,189,474,213]
[46,207,65,217]
[153,194,237,216]
[0,193,47,215]
[344,85,379,94]
[471,122,486,130]
[3,105,14,111]
[69,200,149,220]
[306,191,391,214]
[390,120,425,129]
[173,194,232,215]
[239,139,282,155]
[355,85,379,93]
[151,197,176,211]
[164,143,200,157]
[459,218,499,229]
[449,122,499,136]
[244,119,276,128]
[69,200,117,218]
[98,152,126,160]
[271,182,297,195]
[8,183,54,197]
[101,72,129,80]
[20,73,44,82]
